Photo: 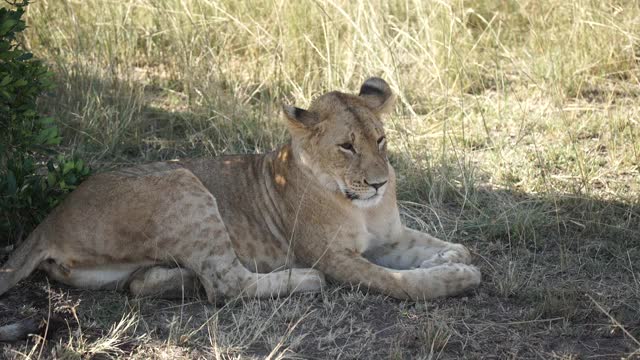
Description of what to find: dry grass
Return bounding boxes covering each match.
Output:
[1,0,640,358]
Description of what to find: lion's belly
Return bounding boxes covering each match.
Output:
[39,260,142,290]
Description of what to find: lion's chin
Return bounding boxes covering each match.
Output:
[349,192,384,208]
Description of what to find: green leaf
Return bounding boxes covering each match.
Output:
[0,19,18,36]
[0,75,12,86]
[62,161,74,175]
[45,127,61,145]
[22,158,34,172]
[47,172,56,187]
[39,117,55,125]
[7,170,17,195]
[15,52,32,61]
[65,174,77,185]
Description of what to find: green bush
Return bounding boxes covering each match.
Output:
[0,1,90,244]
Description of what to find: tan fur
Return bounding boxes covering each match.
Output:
[0,78,480,306]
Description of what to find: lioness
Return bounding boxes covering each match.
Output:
[0,78,480,307]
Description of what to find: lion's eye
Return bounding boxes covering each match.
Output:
[377,136,386,149]
[338,143,355,153]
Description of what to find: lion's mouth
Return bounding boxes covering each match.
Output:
[338,179,384,203]
[345,190,359,200]
[344,190,379,202]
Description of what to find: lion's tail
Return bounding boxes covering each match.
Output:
[0,318,42,342]
[0,228,49,342]
[0,228,48,298]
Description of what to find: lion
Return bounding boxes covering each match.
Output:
[0,77,480,323]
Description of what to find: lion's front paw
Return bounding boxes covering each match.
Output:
[409,263,481,300]
[419,244,472,268]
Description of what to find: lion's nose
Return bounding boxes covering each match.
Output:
[364,179,388,190]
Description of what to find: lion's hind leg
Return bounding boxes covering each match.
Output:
[164,171,324,302]
[242,268,325,298]
[128,266,200,299]
[180,239,325,301]
[173,214,324,301]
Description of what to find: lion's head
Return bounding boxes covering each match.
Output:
[283,77,395,208]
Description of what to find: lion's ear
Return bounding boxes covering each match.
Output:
[282,104,320,130]
[358,77,395,115]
